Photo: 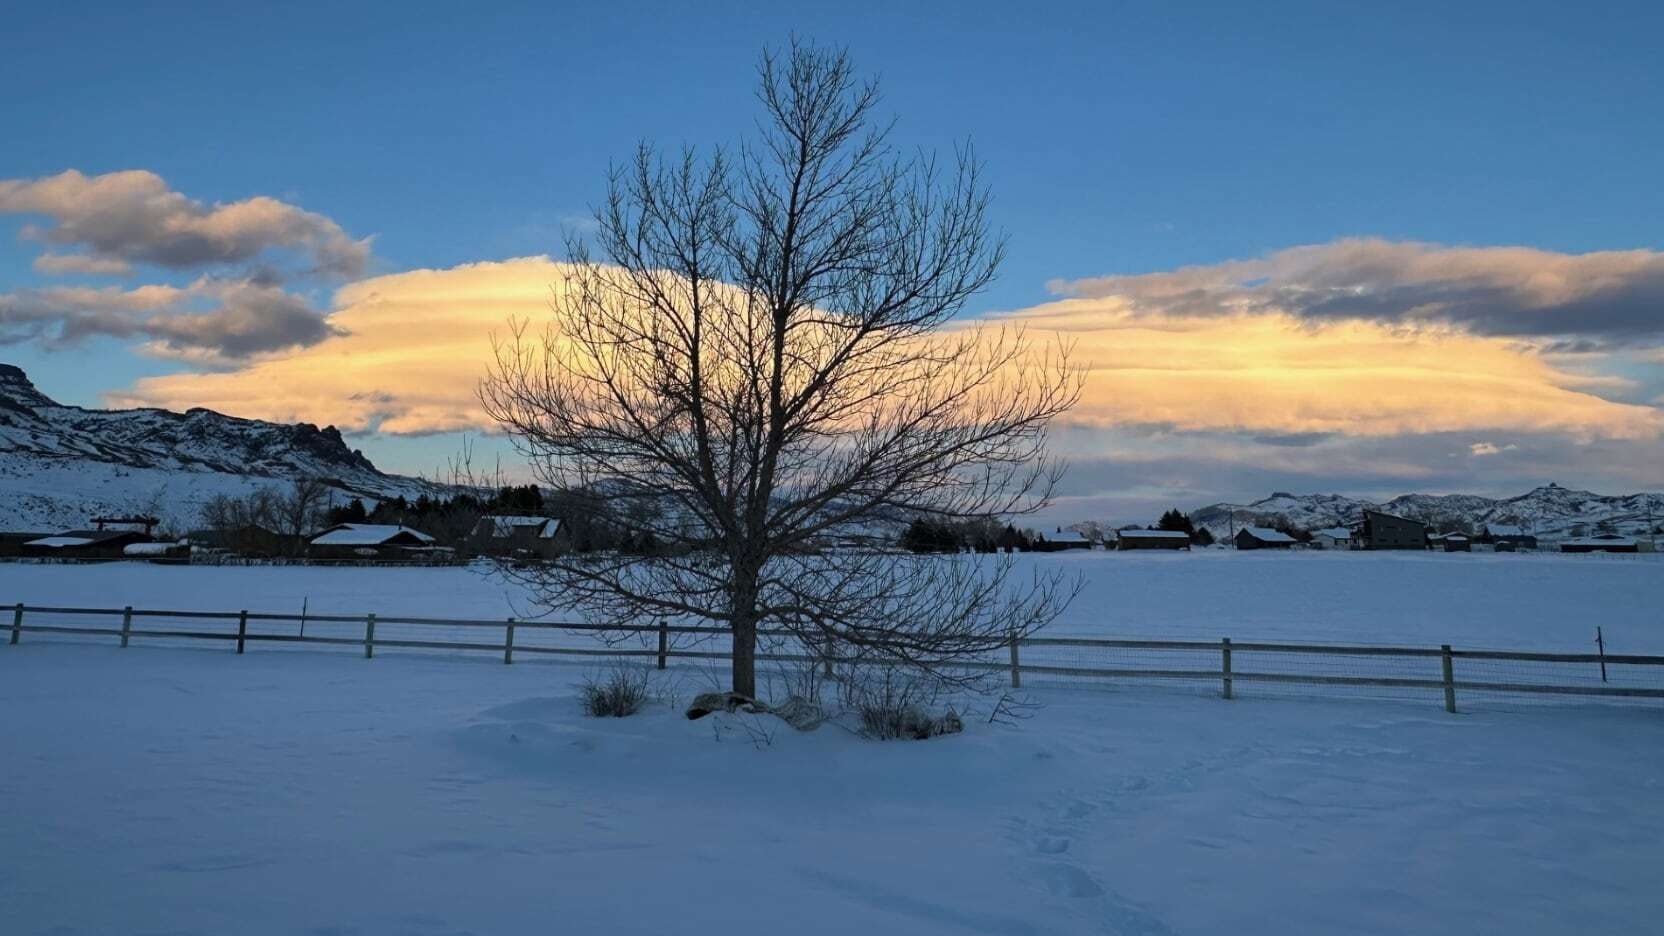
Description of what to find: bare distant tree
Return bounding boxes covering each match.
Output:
[482,41,1080,698]
[201,479,330,556]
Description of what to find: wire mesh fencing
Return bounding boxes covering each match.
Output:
[5,602,1662,713]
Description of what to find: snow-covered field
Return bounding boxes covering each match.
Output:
[4,553,1664,934]
[3,646,1662,935]
[2,549,1661,651]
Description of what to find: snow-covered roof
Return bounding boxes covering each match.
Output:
[1241,527,1296,543]
[476,515,561,539]
[310,523,435,546]
[1563,535,1639,547]
[1048,529,1092,543]
[25,535,96,548]
[1313,527,1352,539]
[1116,529,1190,539]
[123,542,178,556]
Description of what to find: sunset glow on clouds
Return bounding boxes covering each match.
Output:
[112,255,1664,447]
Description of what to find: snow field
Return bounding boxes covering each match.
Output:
[2,645,1661,935]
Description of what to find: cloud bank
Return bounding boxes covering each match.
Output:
[114,254,1664,448]
[1052,239,1664,345]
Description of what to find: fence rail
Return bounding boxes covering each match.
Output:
[6,601,1663,713]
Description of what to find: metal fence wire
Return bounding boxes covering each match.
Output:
[6,602,1663,713]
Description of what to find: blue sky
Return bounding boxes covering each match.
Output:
[4,1,1663,520]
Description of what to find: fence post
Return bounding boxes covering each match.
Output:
[364,613,376,660]
[1009,632,1022,689]
[1441,644,1456,714]
[504,618,515,665]
[121,606,133,648]
[1221,637,1233,700]
[10,603,21,645]
[236,610,248,655]
[656,618,668,670]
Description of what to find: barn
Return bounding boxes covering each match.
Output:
[1235,527,1296,550]
[1115,530,1191,550]
[1359,510,1427,550]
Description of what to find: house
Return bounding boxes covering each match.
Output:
[1359,510,1427,550]
[1484,524,1537,552]
[1560,533,1642,554]
[469,515,567,559]
[1034,528,1094,552]
[308,523,438,560]
[1235,526,1296,550]
[23,529,153,559]
[1115,529,1191,550]
[1311,527,1353,550]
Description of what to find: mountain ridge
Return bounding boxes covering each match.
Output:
[1186,484,1664,542]
[0,364,445,531]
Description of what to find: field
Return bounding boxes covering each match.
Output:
[4,552,1664,935]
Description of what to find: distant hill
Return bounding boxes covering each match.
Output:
[1187,484,1664,542]
[0,364,446,532]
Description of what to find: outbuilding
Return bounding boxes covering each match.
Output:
[1035,529,1094,551]
[1115,529,1191,551]
[1235,526,1296,550]
[1484,524,1538,552]
[1435,533,1471,553]
[1560,534,1642,554]
[1311,527,1353,550]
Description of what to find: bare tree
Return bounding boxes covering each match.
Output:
[482,41,1080,698]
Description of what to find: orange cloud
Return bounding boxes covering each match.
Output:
[113,257,1664,443]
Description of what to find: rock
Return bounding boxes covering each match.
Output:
[685,692,762,720]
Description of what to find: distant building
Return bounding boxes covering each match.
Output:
[1235,526,1296,550]
[309,523,438,560]
[1484,524,1538,552]
[1560,534,1642,554]
[469,515,567,559]
[0,531,53,558]
[1035,528,1094,551]
[1359,510,1426,550]
[1311,527,1354,550]
[124,541,190,561]
[1115,529,1191,550]
[1435,533,1471,553]
[23,529,153,559]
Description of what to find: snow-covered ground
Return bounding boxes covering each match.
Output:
[3,645,1661,935]
[4,553,1663,934]
[2,549,1661,651]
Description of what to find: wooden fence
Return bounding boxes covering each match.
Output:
[6,602,1664,713]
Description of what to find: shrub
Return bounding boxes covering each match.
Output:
[844,669,964,740]
[580,666,651,717]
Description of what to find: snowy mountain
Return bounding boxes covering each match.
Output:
[0,364,445,532]
[1189,484,1664,542]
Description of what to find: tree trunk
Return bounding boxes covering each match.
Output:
[730,566,760,698]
